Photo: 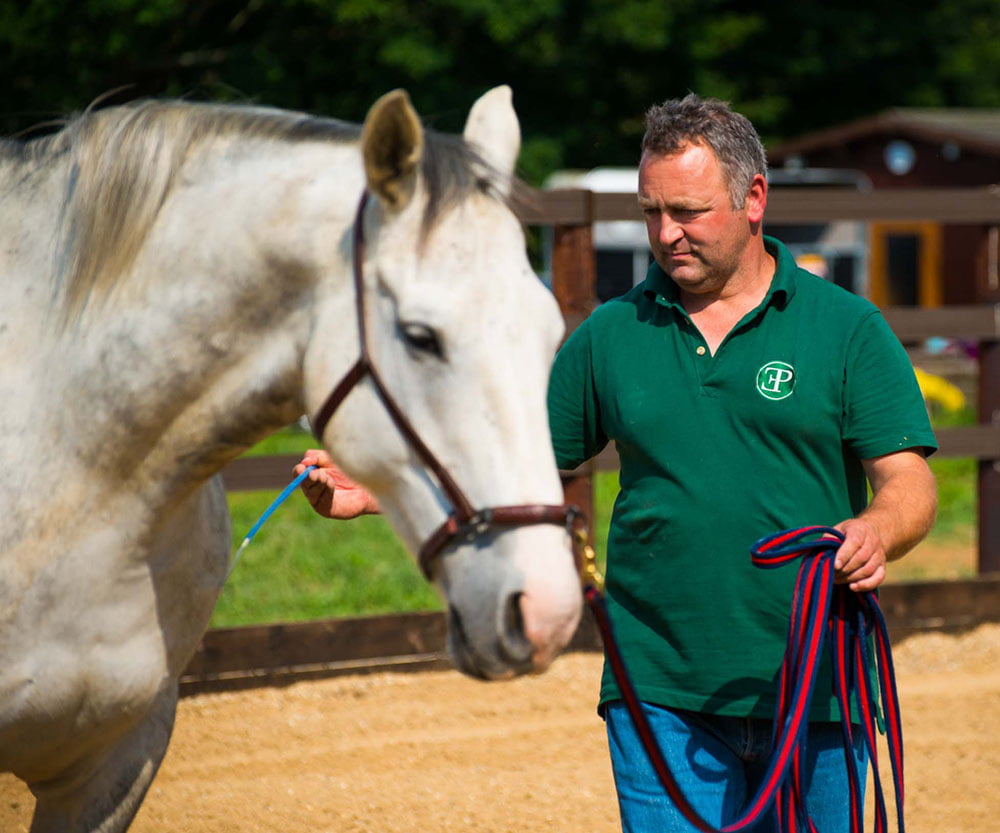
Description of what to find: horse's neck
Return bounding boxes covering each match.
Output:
[0,154,71,336]
[81,141,363,494]
[0,155,78,485]
[4,140,362,519]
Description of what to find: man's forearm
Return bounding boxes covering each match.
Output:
[860,452,938,561]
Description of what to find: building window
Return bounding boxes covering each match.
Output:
[869,222,942,307]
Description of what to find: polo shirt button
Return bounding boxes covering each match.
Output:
[696,346,706,356]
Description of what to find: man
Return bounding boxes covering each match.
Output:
[297,95,938,832]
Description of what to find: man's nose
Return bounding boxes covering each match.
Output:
[658,216,684,247]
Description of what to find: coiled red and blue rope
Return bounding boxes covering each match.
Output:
[584,525,905,833]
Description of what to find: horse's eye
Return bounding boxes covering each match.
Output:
[399,322,444,358]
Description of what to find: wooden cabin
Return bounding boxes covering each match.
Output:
[767,109,1000,307]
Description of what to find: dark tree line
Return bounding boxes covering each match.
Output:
[2,0,998,183]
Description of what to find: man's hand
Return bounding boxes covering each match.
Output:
[832,517,886,593]
[832,448,937,593]
[294,449,380,519]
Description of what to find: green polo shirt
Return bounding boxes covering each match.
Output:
[548,236,937,721]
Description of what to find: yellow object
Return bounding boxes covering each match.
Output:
[913,366,966,412]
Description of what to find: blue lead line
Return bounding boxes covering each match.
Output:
[227,464,317,579]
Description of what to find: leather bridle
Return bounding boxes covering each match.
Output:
[310,191,581,579]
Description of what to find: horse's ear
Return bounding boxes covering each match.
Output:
[463,85,520,183]
[361,89,424,211]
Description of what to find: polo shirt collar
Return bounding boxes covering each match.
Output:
[642,235,799,311]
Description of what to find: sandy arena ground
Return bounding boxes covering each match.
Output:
[1,623,997,832]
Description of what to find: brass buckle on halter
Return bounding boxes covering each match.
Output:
[572,526,604,593]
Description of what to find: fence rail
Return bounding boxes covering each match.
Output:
[181,576,1000,696]
[520,186,1000,225]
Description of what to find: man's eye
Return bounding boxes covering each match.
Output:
[399,322,444,358]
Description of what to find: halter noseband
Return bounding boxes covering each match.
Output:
[310,191,580,578]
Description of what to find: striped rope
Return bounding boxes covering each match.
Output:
[584,525,905,833]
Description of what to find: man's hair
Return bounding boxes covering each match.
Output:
[641,94,767,208]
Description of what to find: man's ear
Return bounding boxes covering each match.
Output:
[745,173,768,224]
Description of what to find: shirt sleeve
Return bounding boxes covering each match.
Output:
[547,319,609,470]
[842,310,939,460]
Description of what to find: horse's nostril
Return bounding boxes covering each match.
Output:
[500,592,534,666]
[503,591,524,637]
[446,595,537,678]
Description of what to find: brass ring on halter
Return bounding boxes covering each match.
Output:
[573,526,604,593]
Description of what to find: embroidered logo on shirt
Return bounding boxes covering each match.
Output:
[756,361,795,400]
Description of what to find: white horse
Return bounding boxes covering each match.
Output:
[0,86,582,832]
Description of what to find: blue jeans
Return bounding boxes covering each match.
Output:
[605,701,867,833]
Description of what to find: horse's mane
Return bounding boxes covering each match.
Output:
[3,99,511,322]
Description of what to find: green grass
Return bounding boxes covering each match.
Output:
[924,405,976,540]
[217,496,439,626]
[213,422,622,628]
[213,410,978,627]
[927,455,975,538]
[212,425,440,628]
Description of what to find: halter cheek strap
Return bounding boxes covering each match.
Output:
[310,191,581,577]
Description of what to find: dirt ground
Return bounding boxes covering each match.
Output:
[2,622,997,833]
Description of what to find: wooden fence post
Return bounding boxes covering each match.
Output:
[973,225,1000,576]
[978,336,1000,574]
[551,225,598,337]
[550,214,598,527]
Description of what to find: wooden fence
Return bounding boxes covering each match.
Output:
[181,575,1000,695]
[538,185,1000,576]
[189,186,1000,694]
[225,185,1000,575]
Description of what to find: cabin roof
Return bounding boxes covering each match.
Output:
[768,109,1000,162]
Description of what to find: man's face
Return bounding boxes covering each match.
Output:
[638,142,754,296]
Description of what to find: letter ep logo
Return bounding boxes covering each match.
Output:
[756,361,795,400]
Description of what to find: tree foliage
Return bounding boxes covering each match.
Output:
[1,0,998,183]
